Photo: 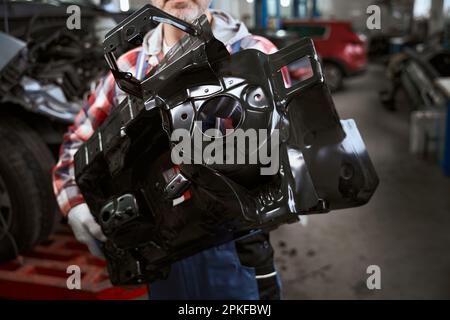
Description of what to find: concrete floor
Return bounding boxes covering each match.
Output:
[272,64,450,299]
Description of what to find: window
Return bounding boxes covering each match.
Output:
[413,0,432,19]
[445,0,450,18]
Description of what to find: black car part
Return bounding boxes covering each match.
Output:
[0,0,141,124]
[0,28,104,123]
[74,4,379,285]
[381,46,450,111]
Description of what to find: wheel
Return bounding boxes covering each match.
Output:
[0,117,58,262]
[324,62,344,92]
[0,172,17,259]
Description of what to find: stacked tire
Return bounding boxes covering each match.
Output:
[0,117,58,262]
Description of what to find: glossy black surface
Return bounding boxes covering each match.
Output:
[74,4,379,285]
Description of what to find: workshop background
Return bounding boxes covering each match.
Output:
[0,0,450,300]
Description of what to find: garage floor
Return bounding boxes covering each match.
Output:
[272,64,450,300]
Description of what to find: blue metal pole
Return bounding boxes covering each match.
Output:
[312,0,320,17]
[293,0,300,17]
[275,0,281,29]
[261,0,268,30]
[254,0,267,29]
[302,0,308,18]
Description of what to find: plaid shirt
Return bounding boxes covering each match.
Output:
[52,24,287,217]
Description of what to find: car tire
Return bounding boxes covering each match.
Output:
[0,117,58,262]
[324,62,344,92]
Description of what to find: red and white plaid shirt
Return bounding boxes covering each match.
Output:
[52,17,287,216]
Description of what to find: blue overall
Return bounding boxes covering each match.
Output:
[149,241,260,299]
[139,40,263,300]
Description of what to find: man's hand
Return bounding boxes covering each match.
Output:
[67,203,107,258]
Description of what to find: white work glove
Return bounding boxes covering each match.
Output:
[67,203,107,258]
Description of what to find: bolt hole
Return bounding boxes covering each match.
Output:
[181,113,188,120]
[102,211,111,222]
[340,163,354,180]
[126,27,135,37]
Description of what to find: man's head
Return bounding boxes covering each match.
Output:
[151,0,211,22]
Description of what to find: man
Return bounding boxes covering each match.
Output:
[53,0,283,300]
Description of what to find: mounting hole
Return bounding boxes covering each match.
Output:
[181,113,188,120]
[102,211,111,222]
[246,86,267,109]
[126,27,135,37]
[197,95,242,137]
[340,163,355,180]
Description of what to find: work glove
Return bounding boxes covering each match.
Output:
[67,203,107,258]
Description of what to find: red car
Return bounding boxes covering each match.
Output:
[282,19,367,91]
